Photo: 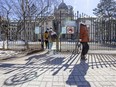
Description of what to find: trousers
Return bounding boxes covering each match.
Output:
[81,42,89,56]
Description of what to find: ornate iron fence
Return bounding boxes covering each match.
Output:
[55,12,116,51]
[0,13,116,52]
[0,20,43,51]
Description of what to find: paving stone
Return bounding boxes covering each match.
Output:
[46,82,52,87]
[0,53,116,87]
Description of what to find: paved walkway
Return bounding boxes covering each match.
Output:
[0,50,116,87]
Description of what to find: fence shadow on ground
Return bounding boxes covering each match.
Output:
[4,68,38,85]
[3,52,67,85]
[52,53,81,75]
[87,54,116,69]
[1,52,116,86]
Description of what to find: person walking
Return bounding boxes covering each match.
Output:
[48,28,57,54]
[79,22,89,60]
[44,30,49,49]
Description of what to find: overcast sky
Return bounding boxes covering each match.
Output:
[64,0,100,16]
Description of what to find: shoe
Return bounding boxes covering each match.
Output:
[81,57,87,60]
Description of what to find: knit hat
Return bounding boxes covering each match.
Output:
[80,22,86,25]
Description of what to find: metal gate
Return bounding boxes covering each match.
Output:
[77,17,116,50]
[55,12,116,52]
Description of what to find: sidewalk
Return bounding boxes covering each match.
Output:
[0,50,116,87]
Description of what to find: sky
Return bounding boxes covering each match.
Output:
[64,0,100,16]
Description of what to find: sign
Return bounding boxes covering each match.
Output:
[61,27,66,34]
[65,21,76,27]
[67,26,74,34]
[35,26,40,34]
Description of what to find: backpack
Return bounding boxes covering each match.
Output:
[51,32,58,41]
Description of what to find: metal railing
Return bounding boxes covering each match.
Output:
[56,12,116,51]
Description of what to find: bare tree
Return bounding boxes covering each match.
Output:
[0,0,13,49]
[0,0,61,49]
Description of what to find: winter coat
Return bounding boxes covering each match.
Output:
[44,32,49,40]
